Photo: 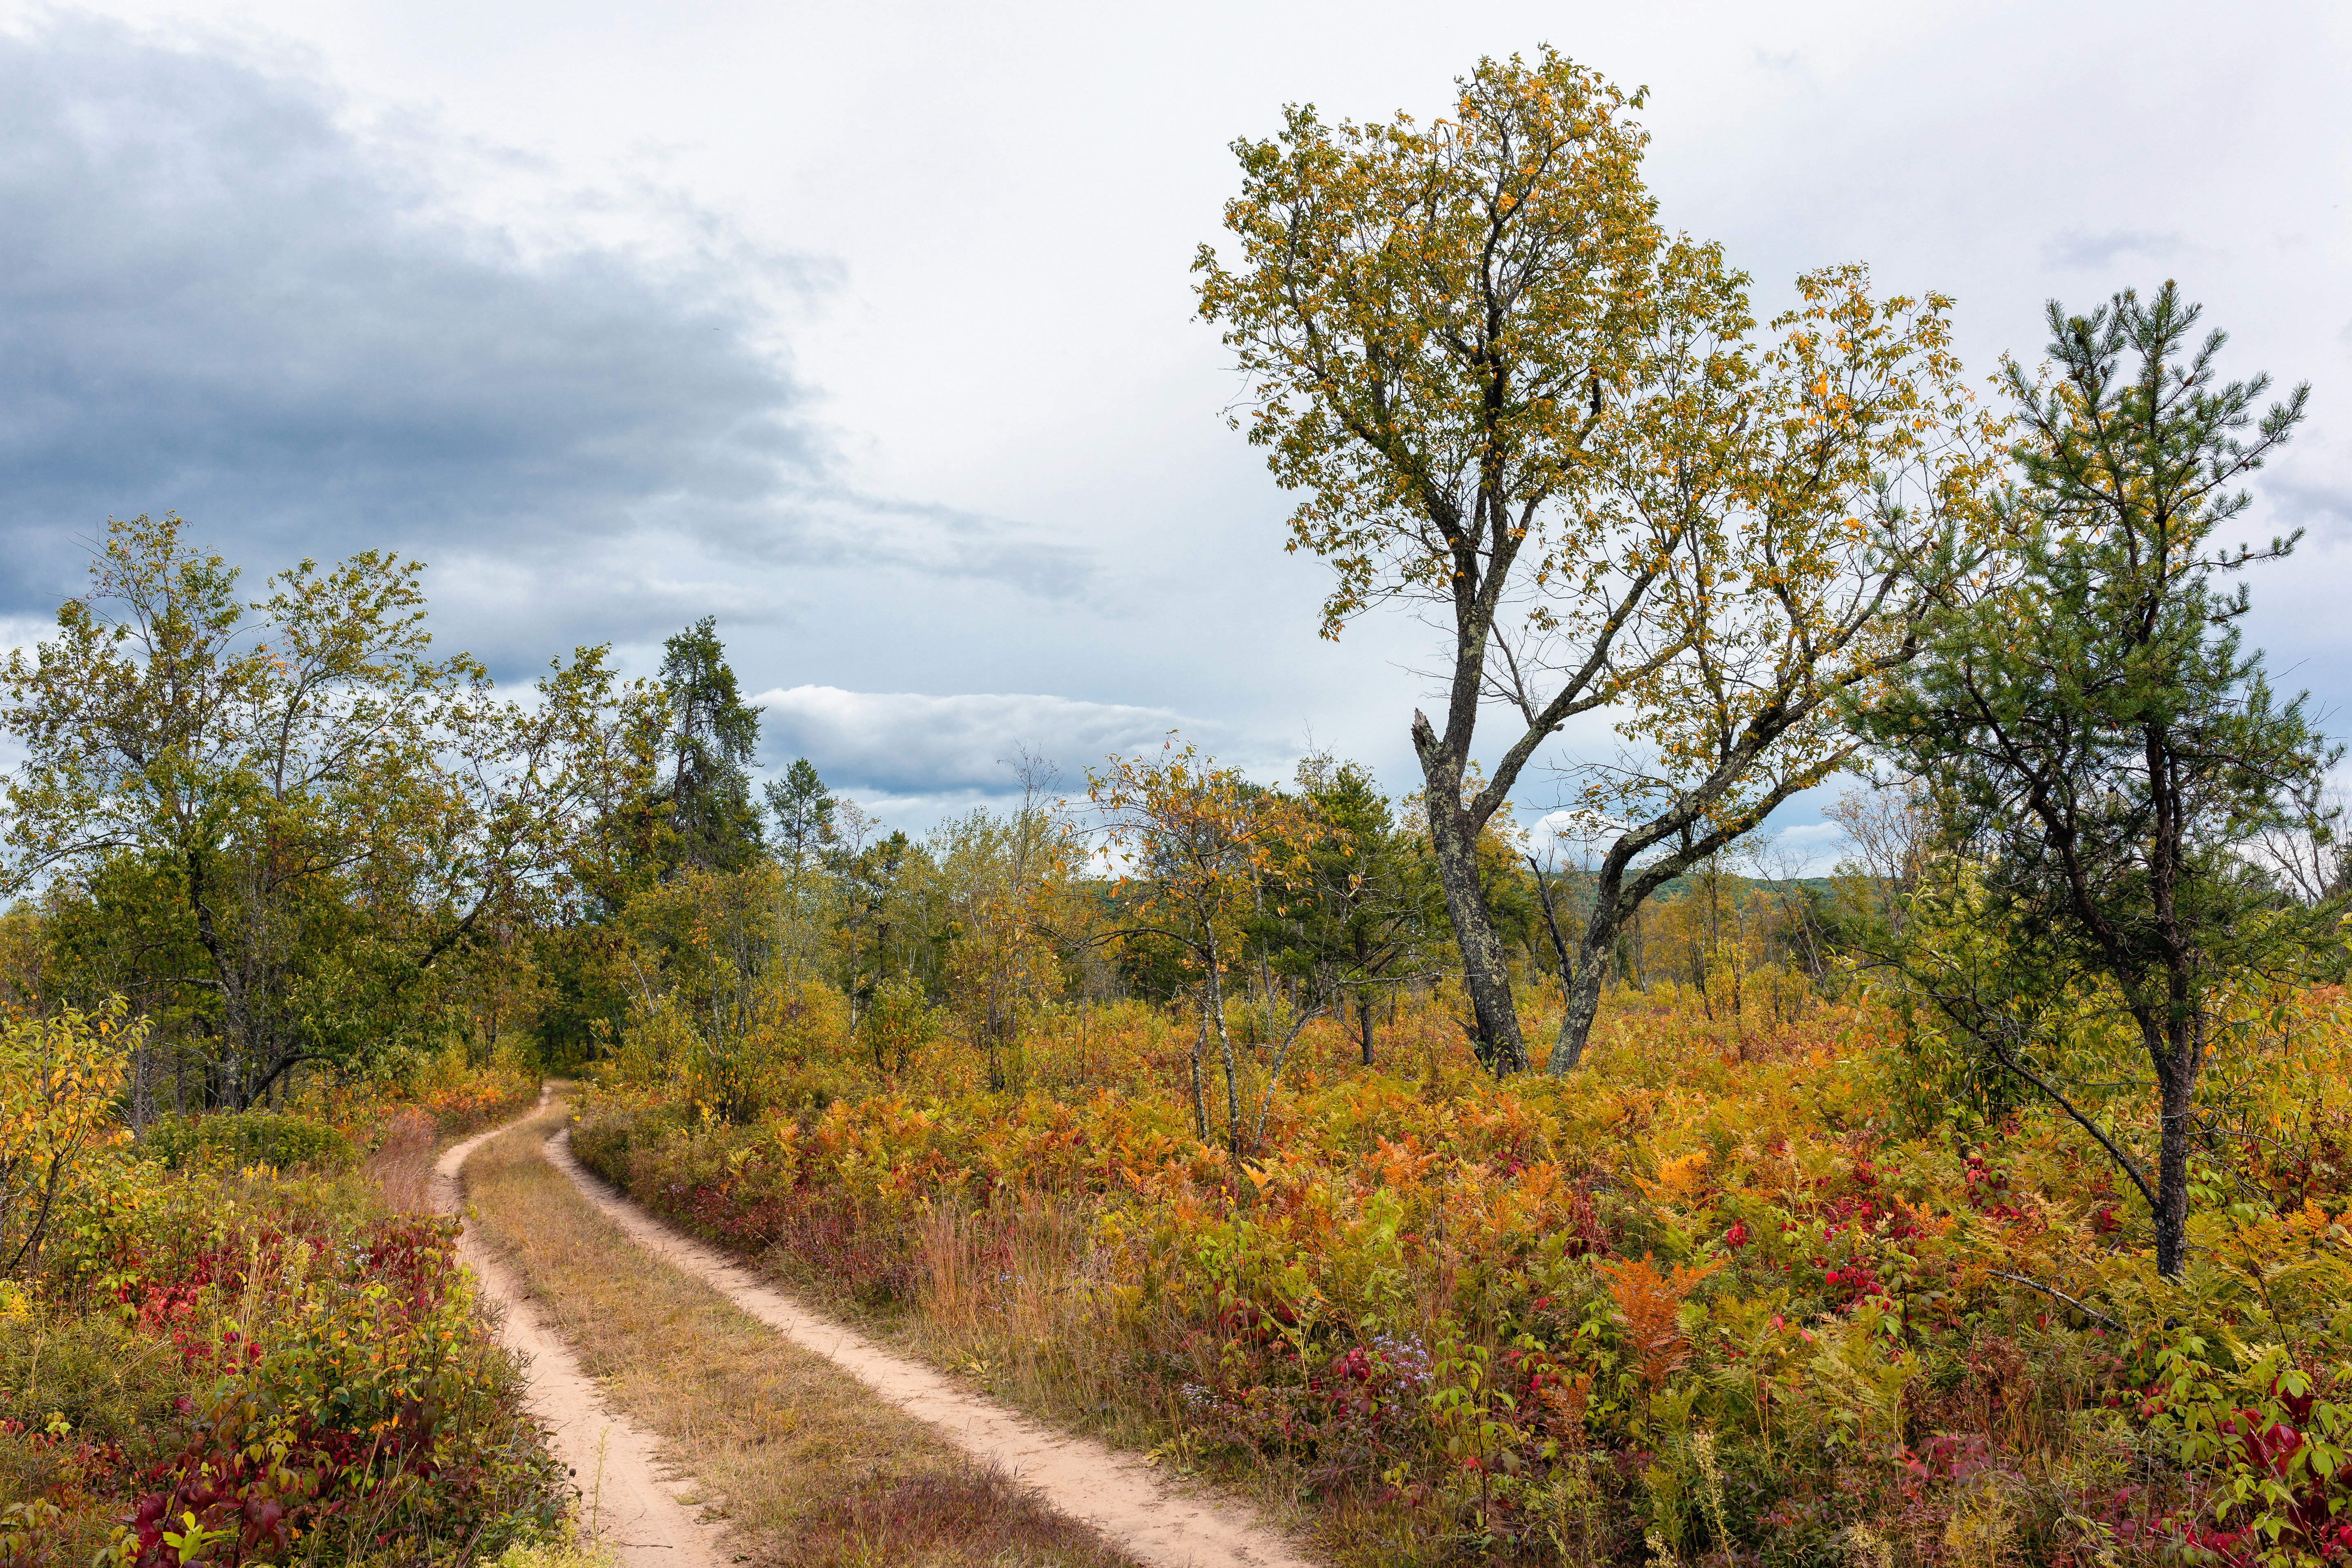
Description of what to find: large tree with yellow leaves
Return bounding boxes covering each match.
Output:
[1197,47,2004,1072]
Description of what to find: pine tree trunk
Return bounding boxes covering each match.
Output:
[2154,1033,2195,1279]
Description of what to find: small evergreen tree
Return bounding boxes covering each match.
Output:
[1863,283,2335,1276]
[765,757,836,869]
[1276,756,1441,1066]
[658,617,763,874]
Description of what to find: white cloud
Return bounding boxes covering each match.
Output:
[2039,228,2187,272]
[0,20,1094,684]
[1757,822,1848,878]
[8,0,2347,819]
[752,685,1227,800]
[1526,808,1851,878]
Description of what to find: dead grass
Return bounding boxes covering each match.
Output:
[904,1193,1178,1451]
[737,1183,1338,1554]
[464,1100,1141,1568]
[364,1106,438,1211]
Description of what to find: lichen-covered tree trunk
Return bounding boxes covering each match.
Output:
[1549,846,1657,1073]
[1552,933,1609,1073]
[1423,794,1526,1074]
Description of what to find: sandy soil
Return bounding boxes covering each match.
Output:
[434,1109,729,1568]
[541,1127,1323,1568]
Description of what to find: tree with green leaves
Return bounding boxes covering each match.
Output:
[659,617,763,875]
[762,755,839,991]
[766,757,836,869]
[1092,742,1333,1154]
[826,807,937,1028]
[1,517,474,1104]
[1,515,663,1106]
[934,757,1081,1091]
[1860,283,2333,1278]
[1196,48,2001,1074]
[1275,755,1441,1066]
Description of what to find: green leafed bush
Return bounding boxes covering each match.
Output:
[137,1110,355,1173]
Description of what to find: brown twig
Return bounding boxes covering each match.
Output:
[1988,1269,2121,1332]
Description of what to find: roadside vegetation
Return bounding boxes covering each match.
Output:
[465,1098,1140,1568]
[0,1007,560,1565]
[569,975,2352,1566]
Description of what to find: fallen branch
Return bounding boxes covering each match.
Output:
[1989,1269,2122,1332]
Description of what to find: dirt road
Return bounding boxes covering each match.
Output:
[434,1110,728,1568]
[440,1099,1318,1568]
[539,1127,1319,1568]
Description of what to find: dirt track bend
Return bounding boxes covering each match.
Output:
[434,1105,728,1568]
[539,1125,1321,1568]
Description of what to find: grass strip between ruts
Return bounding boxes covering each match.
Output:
[462,1099,1142,1568]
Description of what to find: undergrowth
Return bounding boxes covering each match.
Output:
[572,981,2352,1566]
[1,1011,567,1566]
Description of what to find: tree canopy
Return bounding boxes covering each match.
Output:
[0,515,663,1106]
[659,617,764,876]
[1197,48,2004,1073]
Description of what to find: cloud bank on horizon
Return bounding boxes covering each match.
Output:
[754,685,1256,808]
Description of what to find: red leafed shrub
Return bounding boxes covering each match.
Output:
[9,1168,566,1568]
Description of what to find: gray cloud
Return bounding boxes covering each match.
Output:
[2265,474,2352,538]
[0,19,1089,673]
[739,490,1097,601]
[2040,229,2185,272]
[754,685,1252,801]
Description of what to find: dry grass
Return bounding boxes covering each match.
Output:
[736,1187,1341,1555]
[364,1106,438,1211]
[903,1194,1175,1446]
[463,1101,1141,1568]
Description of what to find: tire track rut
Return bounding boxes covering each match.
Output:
[541,1126,1319,1568]
[435,1107,727,1568]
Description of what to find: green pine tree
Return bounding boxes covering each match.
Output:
[659,617,764,875]
[765,757,836,869]
[1862,283,2335,1276]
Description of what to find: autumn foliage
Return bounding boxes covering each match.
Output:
[568,972,2352,1565]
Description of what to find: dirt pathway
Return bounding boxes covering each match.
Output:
[434,1109,728,1568]
[541,1127,1322,1568]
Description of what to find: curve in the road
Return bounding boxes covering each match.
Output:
[542,1126,1323,1568]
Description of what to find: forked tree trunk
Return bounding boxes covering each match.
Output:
[1550,850,1644,1073]
[1411,700,1533,1074]
[1549,846,1666,1074]
[1554,946,1609,1073]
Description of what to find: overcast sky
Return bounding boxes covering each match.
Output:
[2,1,2345,865]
